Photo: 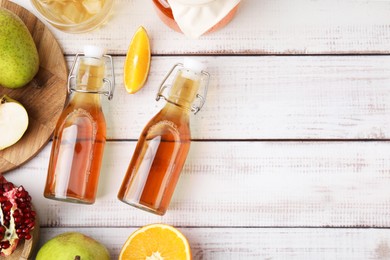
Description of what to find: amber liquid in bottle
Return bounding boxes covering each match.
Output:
[118,70,200,215]
[44,58,106,204]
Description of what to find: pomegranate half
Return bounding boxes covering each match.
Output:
[0,175,36,256]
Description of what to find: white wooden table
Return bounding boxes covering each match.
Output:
[7,0,390,259]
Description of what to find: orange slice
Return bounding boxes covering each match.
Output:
[123,26,151,94]
[118,224,192,260]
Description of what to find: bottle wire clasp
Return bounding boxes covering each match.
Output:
[156,63,210,114]
[67,53,115,100]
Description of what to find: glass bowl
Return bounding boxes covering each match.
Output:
[30,0,114,33]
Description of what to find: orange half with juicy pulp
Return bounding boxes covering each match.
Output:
[118,223,192,260]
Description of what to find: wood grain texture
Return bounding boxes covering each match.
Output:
[38,227,390,260]
[6,141,390,227]
[13,0,390,55]
[0,0,68,173]
[69,56,390,140]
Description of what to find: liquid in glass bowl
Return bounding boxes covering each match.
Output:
[30,0,114,33]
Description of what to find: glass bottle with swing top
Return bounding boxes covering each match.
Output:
[44,45,115,204]
[118,58,209,215]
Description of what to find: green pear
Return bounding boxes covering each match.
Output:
[36,232,110,260]
[0,95,29,150]
[0,8,39,88]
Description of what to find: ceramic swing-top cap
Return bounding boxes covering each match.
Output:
[182,58,206,73]
[83,45,105,58]
[180,58,206,81]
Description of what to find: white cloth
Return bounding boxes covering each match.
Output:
[167,0,240,38]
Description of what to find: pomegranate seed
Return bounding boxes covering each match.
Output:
[17,190,27,197]
[1,241,10,249]
[3,183,13,192]
[28,222,35,228]
[24,234,32,240]
[3,204,12,212]
[0,227,5,240]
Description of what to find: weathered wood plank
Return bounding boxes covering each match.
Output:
[38,227,390,259]
[13,0,390,55]
[93,56,390,140]
[7,141,390,227]
[8,1,390,259]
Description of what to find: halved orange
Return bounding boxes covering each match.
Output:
[123,26,151,94]
[118,224,192,260]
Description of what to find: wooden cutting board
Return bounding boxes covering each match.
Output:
[0,0,68,173]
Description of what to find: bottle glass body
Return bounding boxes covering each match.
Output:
[44,57,106,204]
[118,70,200,215]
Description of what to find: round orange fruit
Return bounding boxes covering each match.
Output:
[119,224,191,260]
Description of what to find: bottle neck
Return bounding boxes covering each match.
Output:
[161,102,190,121]
[70,92,102,106]
[76,57,105,91]
[165,69,200,112]
[71,56,105,106]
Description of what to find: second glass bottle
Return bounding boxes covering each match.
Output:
[118,59,209,215]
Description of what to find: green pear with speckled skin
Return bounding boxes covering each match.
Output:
[36,232,110,260]
[0,8,39,88]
